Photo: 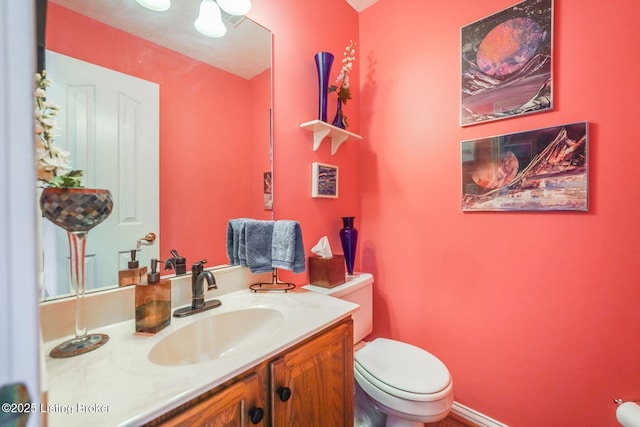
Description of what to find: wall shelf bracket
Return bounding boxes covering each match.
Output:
[300,119,362,155]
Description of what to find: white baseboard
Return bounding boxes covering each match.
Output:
[452,401,509,427]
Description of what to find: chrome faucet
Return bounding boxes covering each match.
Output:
[173,260,221,317]
[191,260,217,309]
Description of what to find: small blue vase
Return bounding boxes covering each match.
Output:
[314,52,334,122]
[332,98,346,129]
[339,216,358,275]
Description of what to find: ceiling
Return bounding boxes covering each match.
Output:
[346,0,378,12]
[49,0,378,79]
[50,0,271,79]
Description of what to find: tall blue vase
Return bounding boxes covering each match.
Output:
[340,216,358,276]
[314,52,334,122]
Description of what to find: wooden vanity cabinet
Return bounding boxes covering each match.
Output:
[160,371,266,426]
[270,318,354,426]
[152,317,353,427]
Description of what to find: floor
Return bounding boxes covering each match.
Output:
[354,381,478,427]
[425,412,479,427]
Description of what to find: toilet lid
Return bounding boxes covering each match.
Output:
[355,338,450,395]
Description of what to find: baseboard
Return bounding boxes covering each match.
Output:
[451,401,509,427]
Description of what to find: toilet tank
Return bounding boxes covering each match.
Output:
[303,273,373,344]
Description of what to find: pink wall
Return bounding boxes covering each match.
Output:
[248,68,273,216]
[49,0,640,424]
[358,0,640,425]
[249,0,362,283]
[47,4,270,267]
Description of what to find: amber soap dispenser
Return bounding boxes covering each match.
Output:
[119,249,147,287]
[135,258,171,334]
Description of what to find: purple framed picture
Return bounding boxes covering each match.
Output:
[461,0,553,126]
[312,162,338,198]
[461,122,588,211]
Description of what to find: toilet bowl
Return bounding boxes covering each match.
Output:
[303,273,454,427]
[355,338,453,426]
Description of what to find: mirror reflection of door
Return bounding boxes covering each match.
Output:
[42,50,159,298]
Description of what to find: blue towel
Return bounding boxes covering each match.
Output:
[244,219,275,274]
[271,220,305,273]
[226,218,250,265]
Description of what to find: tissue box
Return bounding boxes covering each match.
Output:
[309,255,346,288]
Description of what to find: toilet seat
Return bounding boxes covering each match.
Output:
[355,338,451,401]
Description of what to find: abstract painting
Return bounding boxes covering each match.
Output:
[312,162,338,198]
[461,0,553,126]
[263,171,272,210]
[461,122,588,211]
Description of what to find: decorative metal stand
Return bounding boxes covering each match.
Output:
[40,188,113,358]
[250,269,295,292]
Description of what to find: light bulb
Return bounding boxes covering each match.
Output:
[194,0,227,38]
[135,0,170,12]
[216,0,251,16]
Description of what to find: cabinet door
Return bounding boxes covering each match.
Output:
[161,372,266,426]
[270,318,354,426]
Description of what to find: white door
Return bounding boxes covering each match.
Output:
[43,51,159,297]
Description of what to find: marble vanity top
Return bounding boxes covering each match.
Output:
[43,288,358,426]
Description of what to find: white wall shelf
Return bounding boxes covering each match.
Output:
[300,119,362,155]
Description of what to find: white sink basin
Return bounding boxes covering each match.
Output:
[148,307,284,366]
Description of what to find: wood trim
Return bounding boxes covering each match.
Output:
[449,411,481,427]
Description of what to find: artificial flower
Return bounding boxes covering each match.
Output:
[35,70,83,188]
[329,40,356,105]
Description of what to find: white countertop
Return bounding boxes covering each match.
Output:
[43,287,359,426]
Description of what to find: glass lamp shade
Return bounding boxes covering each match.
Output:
[216,0,252,16]
[135,0,171,12]
[195,0,227,38]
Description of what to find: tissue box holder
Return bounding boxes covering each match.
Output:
[309,255,345,288]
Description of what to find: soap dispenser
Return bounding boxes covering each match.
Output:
[135,258,171,334]
[118,249,147,287]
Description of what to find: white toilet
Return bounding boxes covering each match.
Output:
[304,273,454,427]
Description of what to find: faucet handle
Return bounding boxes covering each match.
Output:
[191,259,208,275]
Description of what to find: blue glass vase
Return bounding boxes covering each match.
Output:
[332,98,346,129]
[339,216,358,276]
[314,52,334,122]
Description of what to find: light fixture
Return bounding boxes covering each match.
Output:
[135,0,171,12]
[134,0,252,38]
[216,0,252,16]
[194,0,227,38]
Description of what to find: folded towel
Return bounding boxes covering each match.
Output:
[271,220,305,273]
[226,218,250,265]
[244,219,275,274]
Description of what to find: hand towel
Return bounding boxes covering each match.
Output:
[271,220,306,273]
[244,219,275,274]
[226,218,250,265]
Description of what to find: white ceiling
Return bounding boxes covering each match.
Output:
[346,0,378,12]
[50,0,271,79]
[49,0,378,78]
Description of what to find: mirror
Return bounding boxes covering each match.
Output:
[41,0,273,300]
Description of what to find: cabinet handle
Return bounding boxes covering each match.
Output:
[248,406,264,424]
[277,386,292,402]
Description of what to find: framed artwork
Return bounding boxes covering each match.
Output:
[461,0,553,126]
[461,122,588,211]
[263,171,272,210]
[312,162,338,198]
